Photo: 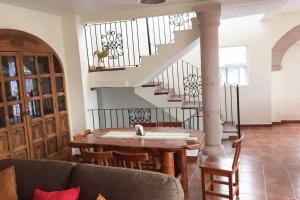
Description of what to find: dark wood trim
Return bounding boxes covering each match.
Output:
[281,120,300,124]
[272,122,281,125]
[241,120,300,128]
[240,124,272,128]
[89,67,125,72]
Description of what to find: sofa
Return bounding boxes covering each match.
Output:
[0,159,184,200]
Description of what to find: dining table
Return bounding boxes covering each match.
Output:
[69,127,205,195]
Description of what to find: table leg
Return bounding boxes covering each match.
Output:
[160,151,175,176]
[175,149,188,195]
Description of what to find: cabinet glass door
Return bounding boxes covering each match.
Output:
[0,52,30,159]
[20,54,59,159]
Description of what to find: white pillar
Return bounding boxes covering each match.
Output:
[197,4,225,156]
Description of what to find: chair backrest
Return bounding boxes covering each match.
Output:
[232,134,244,170]
[133,122,157,127]
[113,151,149,170]
[82,151,113,166]
[157,122,182,128]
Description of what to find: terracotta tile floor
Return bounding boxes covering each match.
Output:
[187,124,300,200]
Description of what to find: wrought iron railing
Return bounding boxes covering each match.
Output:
[221,83,241,138]
[152,60,202,105]
[88,107,203,131]
[85,12,196,69]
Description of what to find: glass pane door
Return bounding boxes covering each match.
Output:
[0,53,30,159]
[20,53,59,159]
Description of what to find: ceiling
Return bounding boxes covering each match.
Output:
[274,0,300,14]
[0,0,297,16]
[0,0,201,15]
[0,0,284,15]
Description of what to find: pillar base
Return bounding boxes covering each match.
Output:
[202,144,225,157]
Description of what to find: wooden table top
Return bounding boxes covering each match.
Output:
[70,127,205,151]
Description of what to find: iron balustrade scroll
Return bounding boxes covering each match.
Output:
[101,30,124,59]
[152,60,202,105]
[128,108,151,126]
[88,107,203,131]
[84,12,196,69]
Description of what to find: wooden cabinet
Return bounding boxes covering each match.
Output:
[0,29,70,160]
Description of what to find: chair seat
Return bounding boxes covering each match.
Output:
[200,156,234,173]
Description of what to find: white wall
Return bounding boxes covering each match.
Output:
[61,15,99,133]
[98,88,155,109]
[220,15,272,125]
[272,44,300,121]
[0,3,65,64]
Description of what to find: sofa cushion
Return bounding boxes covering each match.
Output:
[33,186,80,200]
[0,166,18,200]
[0,159,75,200]
[70,164,184,200]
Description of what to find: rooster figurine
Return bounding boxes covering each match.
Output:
[93,47,109,67]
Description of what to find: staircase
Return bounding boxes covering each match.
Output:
[84,11,241,138]
[87,13,200,88]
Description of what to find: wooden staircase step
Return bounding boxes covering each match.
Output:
[154,88,171,95]
[89,67,125,72]
[142,81,160,87]
[223,122,239,133]
[168,95,183,102]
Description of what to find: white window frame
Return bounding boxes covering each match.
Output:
[219,45,248,86]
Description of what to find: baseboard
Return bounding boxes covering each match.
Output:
[240,121,300,127]
[281,120,300,124]
[272,122,281,125]
[240,124,272,127]
[271,120,300,125]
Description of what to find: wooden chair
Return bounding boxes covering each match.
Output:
[113,151,149,170]
[200,135,244,200]
[81,150,113,166]
[157,122,182,128]
[133,122,157,127]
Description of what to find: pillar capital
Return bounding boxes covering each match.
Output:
[195,3,221,26]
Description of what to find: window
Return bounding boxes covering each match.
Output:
[219,46,247,85]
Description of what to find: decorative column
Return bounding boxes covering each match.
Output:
[197,4,225,156]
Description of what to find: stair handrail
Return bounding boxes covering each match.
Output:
[153,59,202,105]
[221,83,241,138]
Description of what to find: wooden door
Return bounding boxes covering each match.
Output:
[0,52,31,159]
[19,53,69,159]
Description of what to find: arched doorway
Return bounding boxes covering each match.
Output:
[0,29,70,160]
[272,24,300,71]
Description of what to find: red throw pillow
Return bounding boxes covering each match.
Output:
[33,187,80,200]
